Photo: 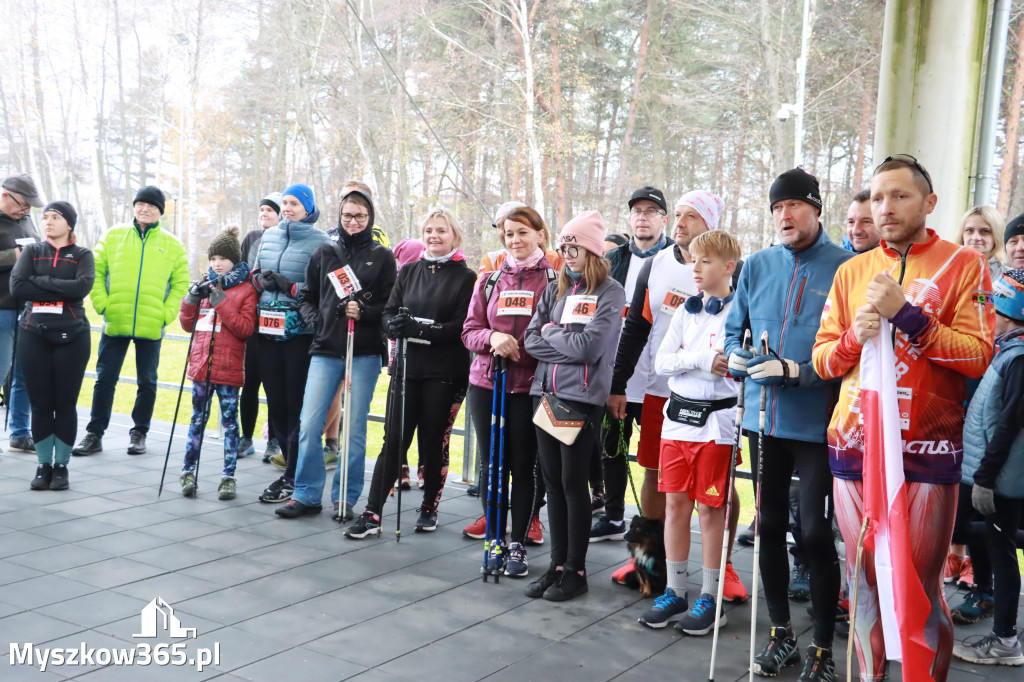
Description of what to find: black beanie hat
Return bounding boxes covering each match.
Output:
[1005,213,1024,246]
[43,201,77,230]
[208,229,242,265]
[769,167,822,212]
[134,185,165,215]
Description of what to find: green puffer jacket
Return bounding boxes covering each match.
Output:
[90,221,190,340]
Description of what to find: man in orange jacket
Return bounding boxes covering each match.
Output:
[812,155,995,681]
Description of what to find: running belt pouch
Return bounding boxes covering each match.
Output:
[666,392,737,427]
[257,300,307,341]
[532,392,586,445]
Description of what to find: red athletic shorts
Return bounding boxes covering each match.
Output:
[636,394,668,469]
[658,439,740,507]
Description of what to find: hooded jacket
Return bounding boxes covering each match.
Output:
[0,211,40,310]
[382,252,477,381]
[525,276,626,406]
[90,221,190,340]
[812,230,995,484]
[10,240,94,341]
[723,226,854,442]
[462,252,555,393]
[179,263,258,387]
[298,192,397,361]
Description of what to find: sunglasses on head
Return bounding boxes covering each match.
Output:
[875,154,933,194]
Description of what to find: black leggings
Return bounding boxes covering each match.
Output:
[976,496,1023,636]
[17,328,90,457]
[597,402,642,521]
[747,432,840,647]
[468,386,538,545]
[258,335,312,481]
[239,334,274,442]
[367,375,466,515]
[536,398,604,572]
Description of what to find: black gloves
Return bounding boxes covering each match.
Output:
[188,280,213,299]
[387,314,421,340]
[259,270,293,294]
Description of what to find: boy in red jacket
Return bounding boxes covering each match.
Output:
[178,229,258,500]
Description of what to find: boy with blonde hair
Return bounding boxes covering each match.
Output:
[640,230,742,634]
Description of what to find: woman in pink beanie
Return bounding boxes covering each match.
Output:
[523,210,626,601]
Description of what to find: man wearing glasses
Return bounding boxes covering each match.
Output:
[0,174,44,455]
[813,155,996,679]
[724,167,851,679]
[593,186,670,545]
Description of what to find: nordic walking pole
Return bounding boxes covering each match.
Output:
[158,302,203,496]
[340,314,355,528]
[492,357,508,582]
[4,303,19,431]
[748,331,769,682]
[190,306,219,495]
[482,357,501,580]
[396,307,410,542]
[710,329,750,682]
[847,517,870,681]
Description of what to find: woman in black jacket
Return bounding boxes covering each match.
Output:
[347,207,477,537]
[276,190,397,521]
[10,201,94,491]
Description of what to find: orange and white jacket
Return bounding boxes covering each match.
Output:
[812,230,995,484]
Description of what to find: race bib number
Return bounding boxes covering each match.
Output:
[32,301,63,314]
[259,310,286,336]
[195,307,222,333]
[560,295,599,325]
[327,265,362,299]
[896,386,912,431]
[660,286,692,315]
[496,290,535,316]
[622,304,629,319]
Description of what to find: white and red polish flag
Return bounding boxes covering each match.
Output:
[859,320,934,679]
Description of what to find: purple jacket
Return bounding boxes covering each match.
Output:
[462,255,554,393]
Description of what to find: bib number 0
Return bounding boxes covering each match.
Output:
[560,295,599,325]
[259,310,286,336]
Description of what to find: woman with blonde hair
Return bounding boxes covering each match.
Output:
[347,207,477,537]
[956,205,1007,281]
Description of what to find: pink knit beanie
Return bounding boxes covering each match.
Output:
[558,210,606,257]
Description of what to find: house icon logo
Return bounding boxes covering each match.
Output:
[132,597,197,639]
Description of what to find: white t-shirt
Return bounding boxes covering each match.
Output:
[642,248,697,398]
[654,298,739,444]
[622,252,649,403]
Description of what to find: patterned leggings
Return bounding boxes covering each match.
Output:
[181,383,240,478]
[834,479,956,682]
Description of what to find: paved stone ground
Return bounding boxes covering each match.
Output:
[0,408,1020,681]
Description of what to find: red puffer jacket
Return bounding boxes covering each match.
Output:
[179,279,258,388]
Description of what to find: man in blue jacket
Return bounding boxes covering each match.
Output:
[723,168,852,681]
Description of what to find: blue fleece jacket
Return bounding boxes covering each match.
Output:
[723,227,854,442]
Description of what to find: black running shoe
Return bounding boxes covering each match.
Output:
[8,435,35,453]
[30,463,52,490]
[72,432,102,456]
[753,626,799,676]
[345,511,381,539]
[258,476,293,503]
[275,499,322,518]
[543,569,588,602]
[49,463,69,491]
[798,645,835,682]
[525,566,561,599]
[415,507,438,532]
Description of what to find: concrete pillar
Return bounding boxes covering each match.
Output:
[873,0,990,238]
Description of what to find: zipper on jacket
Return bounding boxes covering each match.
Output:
[509,269,525,393]
[770,254,801,436]
[131,228,150,338]
[892,248,910,346]
[793,276,807,315]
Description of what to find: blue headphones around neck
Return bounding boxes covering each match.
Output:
[684,290,735,316]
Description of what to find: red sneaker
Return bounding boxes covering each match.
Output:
[944,553,964,584]
[957,556,975,589]
[611,557,636,586]
[526,515,545,545]
[723,562,748,602]
[463,514,487,540]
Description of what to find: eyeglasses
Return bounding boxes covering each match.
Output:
[876,154,934,194]
[556,245,579,258]
[7,193,29,212]
[340,213,369,224]
[629,208,666,218]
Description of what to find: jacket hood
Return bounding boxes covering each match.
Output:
[337,190,375,233]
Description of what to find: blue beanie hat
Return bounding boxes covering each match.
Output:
[282,183,316,215]
[994,269,1024,323]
